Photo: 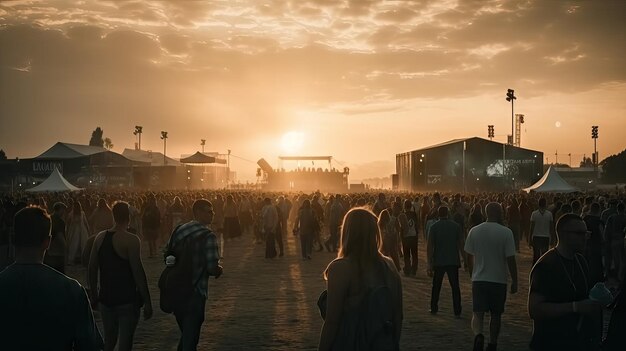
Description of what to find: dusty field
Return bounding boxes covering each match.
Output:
[68,233,544,351]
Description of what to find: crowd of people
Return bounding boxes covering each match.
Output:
[0,188,625,350]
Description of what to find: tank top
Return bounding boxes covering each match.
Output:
[98,231,138,307]
[405,211,418,237]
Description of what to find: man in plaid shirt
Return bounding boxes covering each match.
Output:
[167,199,222,351]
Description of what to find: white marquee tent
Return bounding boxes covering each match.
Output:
[26,168,82,192]
[523,166,578,193]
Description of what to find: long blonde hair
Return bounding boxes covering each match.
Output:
[324,207,382,279]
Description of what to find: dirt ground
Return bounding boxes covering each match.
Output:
[66,232,569,351]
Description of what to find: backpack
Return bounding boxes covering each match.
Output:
[356,262,398,351]
[158,227,206,314]
[317,260,398,351]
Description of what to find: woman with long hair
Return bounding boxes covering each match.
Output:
[319,208,402,351]
[379,208,401,271]
[66,200,90,265]
[223,194,241,240]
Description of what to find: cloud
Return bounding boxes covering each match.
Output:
[0,0,624,172]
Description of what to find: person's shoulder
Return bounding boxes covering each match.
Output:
[326,257,352,276]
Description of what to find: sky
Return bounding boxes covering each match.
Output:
[0,0,624,182]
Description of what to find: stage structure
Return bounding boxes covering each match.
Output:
[179,151,228,189]
[395,137,543,192]
[257,156,349,192]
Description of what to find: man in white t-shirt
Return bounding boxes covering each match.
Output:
[530,198,554,265]
[465,202,518,351]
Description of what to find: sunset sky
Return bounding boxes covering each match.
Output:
[1,0,624,182]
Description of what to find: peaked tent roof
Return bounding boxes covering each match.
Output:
[26,168,82,192]
[37,142,107,159]
[179,151,227,164]
[523,166,578,193]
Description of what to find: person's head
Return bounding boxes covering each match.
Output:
[97,198,108,210]
[378,193,385,202]
[192,199,214,225]
[112,201,130,225]
[72,200,83,216]
[302,199,311,208]
[338,208,381,263]
[556,213,589,253]
[263,197,272,206]
[392,201,402,215]
[14,206,51,252]
[590,202,601,216]
[403,199,413,211]
[377,208,391,228]
[485,202,503,223]
[560,203,573,215]
[438,206,449,219]
[52,202,66,216]
[538,197,547,209]
[433,192,441,204]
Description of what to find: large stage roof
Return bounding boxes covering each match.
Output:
[278,156,332,161]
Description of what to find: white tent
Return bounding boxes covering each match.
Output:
[523,166,578,193]
[26,168,82,192]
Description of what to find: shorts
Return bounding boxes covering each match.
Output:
[472,281,507,314]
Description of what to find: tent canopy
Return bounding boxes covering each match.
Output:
[523,166,578,193]
[26,168,82,192]
[180,151,227,164]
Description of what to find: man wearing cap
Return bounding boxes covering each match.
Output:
[0,206,103,350]
[528,213,603,350]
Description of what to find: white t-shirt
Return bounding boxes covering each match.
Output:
[530,209,553,238]
[464,222,516,284]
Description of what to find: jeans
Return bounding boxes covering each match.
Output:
[431,265,462,315]
[401,236,418,274]
[99,303,140,351]
[300,232,312,258]
[174,291,206,351]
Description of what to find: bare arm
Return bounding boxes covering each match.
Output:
[127,236,152,319]
[87,233,104,304]
[457,229,466,267]
[507,255,518,293]
[318,261,350,351]
[466,254,474,276]
[427,227,434,270]
[529,291,601,321]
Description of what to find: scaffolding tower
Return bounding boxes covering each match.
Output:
[514,114,525,147]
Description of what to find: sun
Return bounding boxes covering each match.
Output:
[280,131,304,154]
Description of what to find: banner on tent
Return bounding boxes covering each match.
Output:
[32,161,63,174]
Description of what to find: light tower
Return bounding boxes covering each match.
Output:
[506,89,516,145]
[488,125,494,140]
[514,114,524,147]
[133,126,143,150]
[160,131,168,165]
[591,126,598,172]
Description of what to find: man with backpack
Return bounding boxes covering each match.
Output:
[160,199,222,351]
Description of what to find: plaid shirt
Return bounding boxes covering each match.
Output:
[168,220,220,299]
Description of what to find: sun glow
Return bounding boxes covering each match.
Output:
[280,131,304,154]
